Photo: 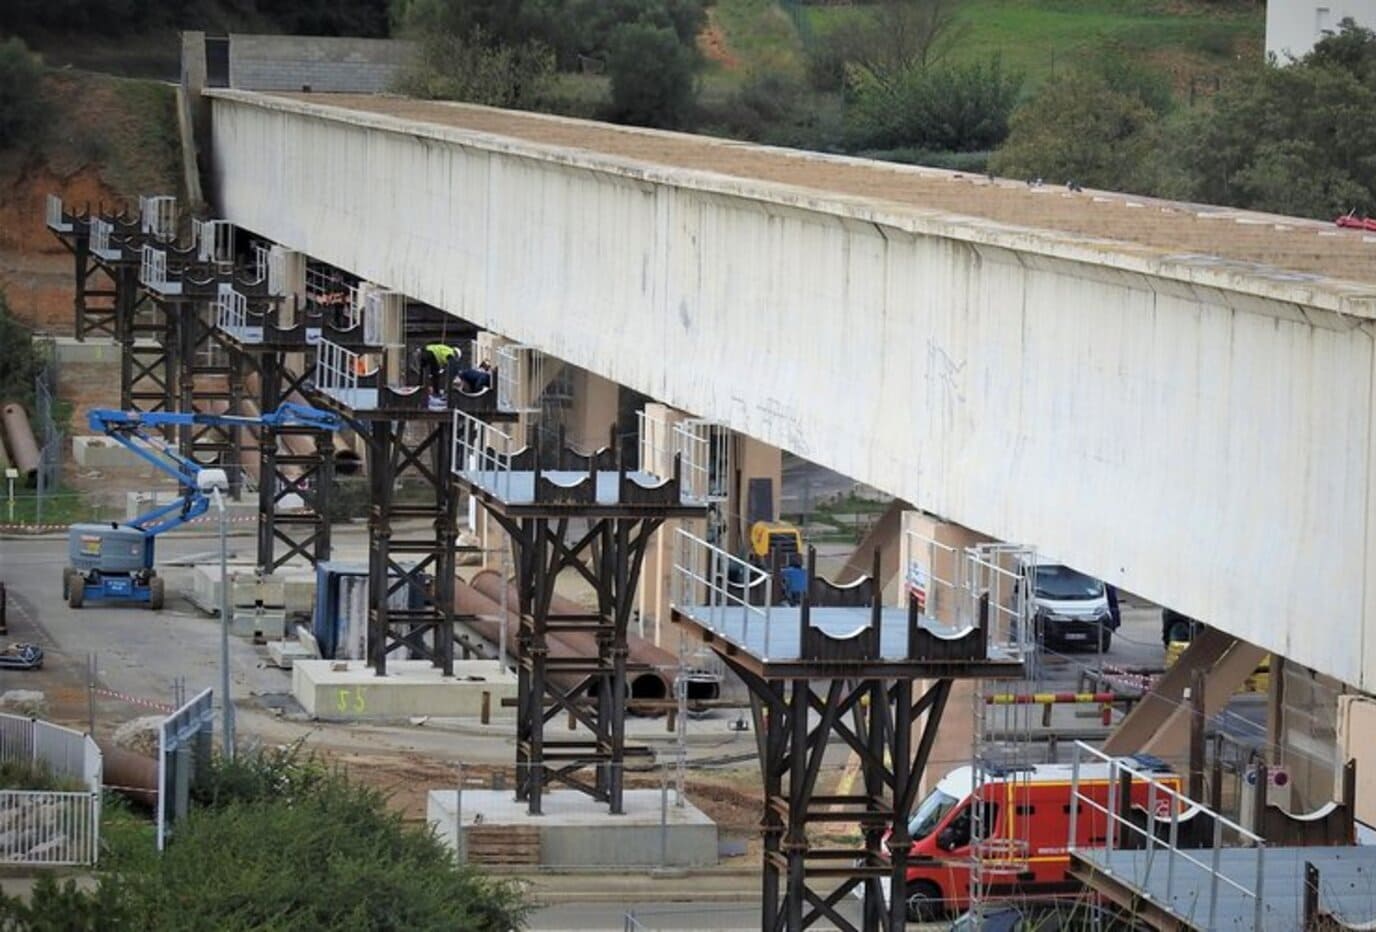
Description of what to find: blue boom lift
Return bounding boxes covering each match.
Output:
[63,404,342,610]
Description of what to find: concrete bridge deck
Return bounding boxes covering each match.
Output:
[206,89,1376,691]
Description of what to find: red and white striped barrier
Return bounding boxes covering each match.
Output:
[89,687,175,713]
[0,514,261,534]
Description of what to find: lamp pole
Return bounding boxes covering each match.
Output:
[213,487,235,759]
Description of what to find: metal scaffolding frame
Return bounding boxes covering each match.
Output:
[673,541,1029,932]
[452,416,705,816]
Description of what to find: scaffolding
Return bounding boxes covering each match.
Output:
[673,531,1029,931]
[452,409,705,816]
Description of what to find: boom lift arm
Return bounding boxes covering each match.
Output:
[87,403,344,535]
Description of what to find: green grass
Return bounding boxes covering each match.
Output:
[0,759,87,793]
[711,0,808,78]
[804,0,1263,86]
[3,487,100,527]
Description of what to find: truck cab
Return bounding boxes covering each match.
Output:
[897,759,1179,920]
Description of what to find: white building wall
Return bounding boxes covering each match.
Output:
[209,94,1376,690]
[1266,0,1376,59]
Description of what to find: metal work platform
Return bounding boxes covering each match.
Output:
[309,317,489,680]
[452,411,708,817]
[212,278,351,572]
[46,194,178,412]
[1067,742,1367,932]
[670,534,1032,932]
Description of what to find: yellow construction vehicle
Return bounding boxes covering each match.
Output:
[749,520,803,566]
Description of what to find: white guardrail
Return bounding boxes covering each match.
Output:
[453,409,518,499]
[0,714,102,866]
[1070,741,1266,930]
[671,528,777,656]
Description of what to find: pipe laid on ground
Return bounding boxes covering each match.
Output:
[333,433,362,476]
[1,403,40,487]
[95,739,158,809]
[453,580,596,698]
[469,569,718,704]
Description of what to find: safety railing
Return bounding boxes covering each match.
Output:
[139,194,176,243]
[0,714,102,866]
[1069,742,1266,931]
[674,418,730,504]
[904,529,964,622]
[496,343,545,413]
[314,338,359,399]
[305,262,357,318]
[139,244,174,292]
[45,193,69,232]
[969,542,1036,665]
[215,283,248,332]
[194,219,234,268]
[672,528,775,656]
[452,409,516,499]
[157,687,214,850]
[89,217,114,258]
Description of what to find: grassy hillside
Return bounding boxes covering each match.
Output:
[799,0,1261,88]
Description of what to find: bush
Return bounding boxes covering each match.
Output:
[393,27,555,108]
[606,22,698,129]
[0,37,45,151]
[805,18,869,91]
[847,56,1022,152]
[1,746,530,932]
[0,291,42,411]
[990,70,1161,191]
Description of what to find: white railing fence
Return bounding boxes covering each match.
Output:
[671,528,775,656]
[453,409,517,499]
[139,195,176,243]
[140,244,169,289]
[194,219,234,267]
[1070,742,1266,931]
[315,339,360,398]
[45,194,67,230]
[674,418,730,503]
[215,283,248,332]
[496,344,545,413]
[89,217,113,256]
[0,714,102,866]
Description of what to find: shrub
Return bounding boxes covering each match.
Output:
[847,56,1022,152]
[393,27,555,108]
[606,22,698,129]
[0,37,45,151]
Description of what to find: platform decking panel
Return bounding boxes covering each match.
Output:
[1074,845,1376,931]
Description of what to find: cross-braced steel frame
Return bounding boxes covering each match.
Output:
[55,207,119,342]
[724,659,953,932]
[364,414,457,678]
[249,350,335,572]
[480,507,663,815]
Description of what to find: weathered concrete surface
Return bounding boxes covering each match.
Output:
[428,788,718,868]
[208,92,1376,690]
[292,659,517,720]
[227,35,414,93]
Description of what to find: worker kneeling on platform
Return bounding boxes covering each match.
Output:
[419,343,462,396]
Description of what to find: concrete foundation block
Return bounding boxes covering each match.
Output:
[291,659,517,720]
[427,789,718,869]
[72,436,142,469]
[230,607,285,640]
[267,639,317,669]
[284,576,315,614]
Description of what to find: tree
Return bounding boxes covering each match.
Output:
[606,22,698,129]
[856,0,967,81]
[0,748,530,932]
[847,56,1022,152]
[989,70,1162,191]
[0,292,42,410]
[0,38,45,152]
[392,27,555,108]
[1155,20,1376,218]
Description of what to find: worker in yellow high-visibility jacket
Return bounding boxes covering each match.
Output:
[419,343,461,395]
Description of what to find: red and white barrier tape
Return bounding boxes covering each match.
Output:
[89,687,175,713]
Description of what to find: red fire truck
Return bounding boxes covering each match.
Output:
[896,757,1181,920]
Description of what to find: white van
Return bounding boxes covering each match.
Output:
[1019,561,1116,652]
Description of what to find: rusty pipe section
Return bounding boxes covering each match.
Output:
[468,569,718,705]
[96,739,158,809]
[1,403,39,487]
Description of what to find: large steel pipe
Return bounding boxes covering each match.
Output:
[1,403,40,487]
[96,739,158,809]
[469,569,717,704]
[454,580,594,697]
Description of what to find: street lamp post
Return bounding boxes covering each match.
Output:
[211,484,235,759]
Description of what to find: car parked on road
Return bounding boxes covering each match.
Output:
[1020,562,1118,652]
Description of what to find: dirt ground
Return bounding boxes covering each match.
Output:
[274,92,1376,286]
